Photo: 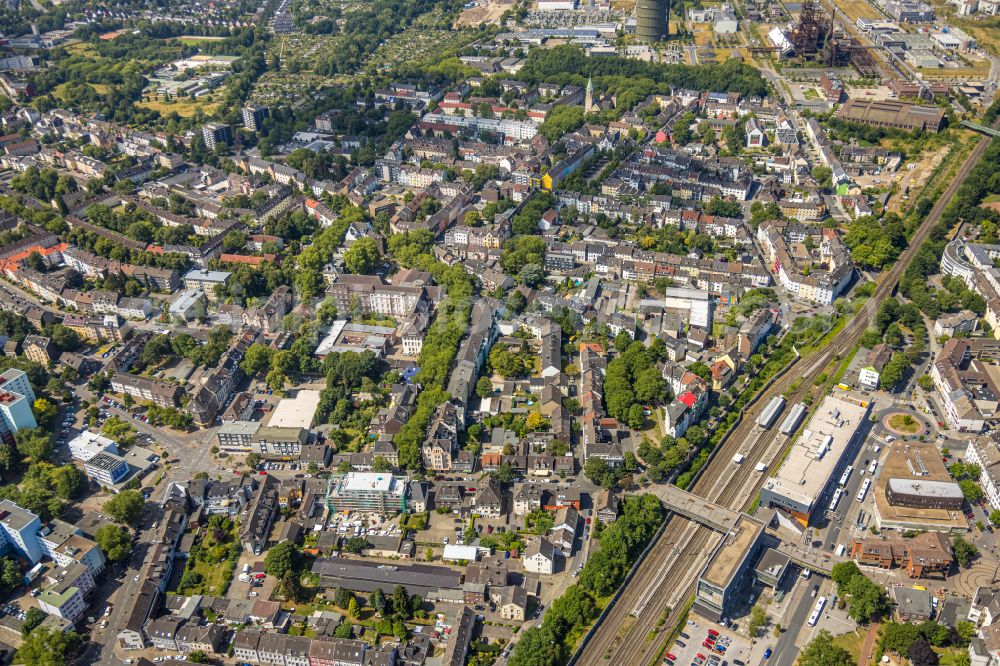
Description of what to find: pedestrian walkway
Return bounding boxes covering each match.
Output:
[858,622,879,666]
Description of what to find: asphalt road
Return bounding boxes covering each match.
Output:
[771,573,815,666]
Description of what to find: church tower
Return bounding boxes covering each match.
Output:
[585,77,594,114]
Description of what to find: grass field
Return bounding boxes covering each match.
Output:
[52,82,110,101]
[693,24,715,46]
[888,413,920,433]
[831,631,864,661]
[173,35,227,45]
[64,41,96,57]
[919,61,992,78]
[138,96,219,118]
[948,16,1000,56]
[837,0,881,21]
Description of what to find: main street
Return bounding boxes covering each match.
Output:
[574,126,998,665]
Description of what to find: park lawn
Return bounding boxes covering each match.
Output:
[831,630,864,661]
[138,96,219,118]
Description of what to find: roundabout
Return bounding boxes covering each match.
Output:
[882,409,932,439]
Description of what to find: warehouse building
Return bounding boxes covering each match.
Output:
[311,557,462,598]
[835,99,946,133]
[760,395,870,526]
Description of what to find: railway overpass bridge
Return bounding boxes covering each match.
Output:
[653,484,843,575]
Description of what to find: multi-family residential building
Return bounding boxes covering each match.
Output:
[930,339,990,432]
[757,220,853,305]
[111,373,183,407]
[326,473,409,515]
[0,368,36,440]
[36,562,94,621]
[0,499,43,563]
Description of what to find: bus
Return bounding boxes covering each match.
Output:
[868,460,879,475]
[828,488,844,512]
[857,478,872,502]
[838,465,853,487]
[807,596,827,626]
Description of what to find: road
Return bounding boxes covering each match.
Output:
[76,471,175,666]
[771,573,815,666]
[573,128,998,666]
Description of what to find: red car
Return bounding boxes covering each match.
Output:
[697,654,707,661]
[703,641,713,649]
[708,630,719,637]
[666,654,677,661]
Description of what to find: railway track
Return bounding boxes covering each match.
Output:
[575,130,995,666]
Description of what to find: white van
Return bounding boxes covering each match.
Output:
[835,543,846,557]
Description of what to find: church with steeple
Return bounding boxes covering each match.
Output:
[585,77,595,114]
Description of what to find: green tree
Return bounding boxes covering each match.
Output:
[264,542,299,578]
[952,536,979,567]
[957,621,977,645]
[95,524,132,562]
[879,621,921,655]
[281,569,306,602]
[344,237,381,275]
[103,490,144,526]
[959,479,984,502]
[747,605,767,636]
[15,428,54,464]
[812,165,833,190]
[344,537,368,554]
[845,574,889,623]
[494,462,516,484]
[393,585,411,618]
[506,290,527,314]
[21,607,45,636]
[476,376,494,399]
[15,627,81,666]
[371,587,387,615]
[799,630,853,666]
[241,343,273,377]
[347,596,360,619]
[508,626,566,666]
[31,399,57,429]
[584,457,616,489]
[0,557,19,592]
[265,367,286,393]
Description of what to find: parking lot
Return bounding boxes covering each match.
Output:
[664,617,752,666]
